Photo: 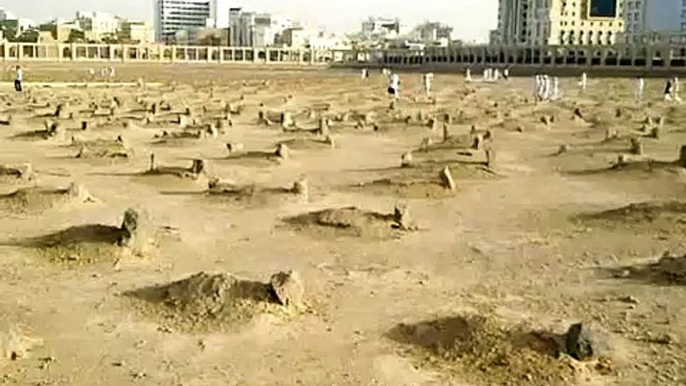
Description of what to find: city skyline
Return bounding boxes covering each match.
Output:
[1,0,498,42]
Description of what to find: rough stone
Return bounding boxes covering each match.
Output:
[440,166,456,191]
[630,137,643,155]
[269,271,304,307]
[473,134,485,150]
[401,152,413,168]
[420,137,433,151]
[276,143,290,160]
[119,208,140,246]
[318,117,330,137]
[427,118,437,131]
[191,159,206,175]
[679,145,686,167]
[393,203,413,230]
[0,114,12,125]
[226,143,244,154]
[291,177,309,197]
[565,323,608,361]
[282,112,294,128]
[605,127,618,141]
[149,153,157,172]
[486,149,497,169]
[649,126,661,140]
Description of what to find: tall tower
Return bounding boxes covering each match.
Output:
[154,0,212,43]
[496,0,529,46]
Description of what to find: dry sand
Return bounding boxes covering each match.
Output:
[0,62,685,385]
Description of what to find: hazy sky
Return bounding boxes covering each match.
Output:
[1,0,498,42]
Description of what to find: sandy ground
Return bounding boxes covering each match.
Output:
[0,63,685,386]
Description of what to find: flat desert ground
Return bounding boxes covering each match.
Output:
[0,63,685,386]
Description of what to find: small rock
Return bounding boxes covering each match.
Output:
[619,295,639,304]
[270,271,304,307]
[565,323,609,361]
[653,333,677,346]
[439,166,456,191]
[401,152,413,168]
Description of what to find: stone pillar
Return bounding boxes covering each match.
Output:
[310,49,316,65]
[646,46,655,70]
[666,48,674,69]
[17,44,23,61]
[70,43,76,61]
[299,50,304,64]
[253,48,258,63]
[171,46,177,63]
[158,45,164,62]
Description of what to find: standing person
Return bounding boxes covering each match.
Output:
[664,78,673,102]
[503,67,510,80]
[551,77,560,100]
[14,65,23,92]
[361,68,369,79]
[388,72,400,99]
[422,72,434,96]
[465,68,472,83]
[534,74,541,100]
[542,75,551,101]
[673,76,681,102]
[636,76,645,101]
[580,72,587,91]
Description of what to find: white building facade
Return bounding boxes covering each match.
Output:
[361,17,407,40]
[228,8,294,47]
[498,0,626,46]
[76,11,119,41]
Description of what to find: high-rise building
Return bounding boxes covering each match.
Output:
[498,0,626,46]
[228,8,294,47]
[212,0,232,28]
[154,0,232,42]
[621,0,685,44]
[496,0,529,45]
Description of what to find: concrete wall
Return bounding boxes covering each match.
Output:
[0,42,329,66]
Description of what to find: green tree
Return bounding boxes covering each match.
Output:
[67,29,85,43]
